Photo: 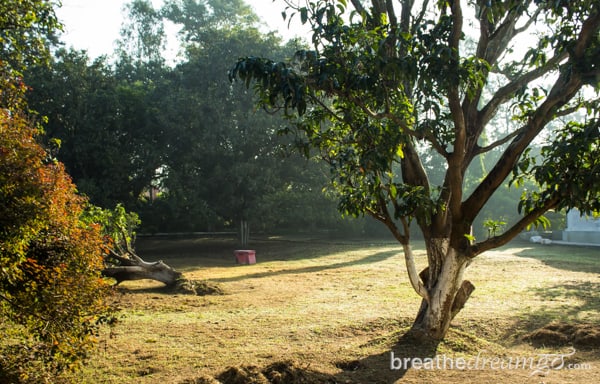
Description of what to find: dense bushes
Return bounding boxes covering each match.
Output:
[0,111,114,383]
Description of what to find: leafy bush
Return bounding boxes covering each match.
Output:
[0,110,114,383]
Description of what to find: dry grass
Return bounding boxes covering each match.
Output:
[70,236,600,384]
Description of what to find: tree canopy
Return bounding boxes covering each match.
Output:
[230,0,600,340]
[25,0,361,237]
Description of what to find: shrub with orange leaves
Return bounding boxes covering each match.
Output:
[0,109,115,383]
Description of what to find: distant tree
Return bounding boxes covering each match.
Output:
[150,2,319,238]
[230,0,600,341]
[157,26,292,238]
[118,0,167,65]
[162,0,259,45]
[26,48,166,209]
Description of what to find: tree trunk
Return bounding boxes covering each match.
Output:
[409,248,475,341]
[240,219,249,246]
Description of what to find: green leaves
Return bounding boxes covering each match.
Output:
[0,0,61,111]
[230,0,600,252]
[513,118,600,216]
[82,204,141,254]
[483,218,507,238]
[300,7,308,24]
[230,56,310,116]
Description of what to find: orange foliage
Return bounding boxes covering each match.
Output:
[1,109,114,382]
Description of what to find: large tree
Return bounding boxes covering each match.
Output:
[230,0,600,341]
[144,0,314,236]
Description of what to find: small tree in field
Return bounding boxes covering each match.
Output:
[230,0,600,341]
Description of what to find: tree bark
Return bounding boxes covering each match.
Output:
[408,248,474,341]
[240,219,249,246]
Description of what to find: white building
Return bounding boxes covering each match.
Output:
[563,209,600,244]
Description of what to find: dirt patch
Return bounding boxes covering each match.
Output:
[216,365,269,384]
[137,366,160,377]
[215,360,333,384]
[523,322,600,348]
[174,279,224,296]
[179,376,222,384]
[334,359,364,371]
[263,361,327,383]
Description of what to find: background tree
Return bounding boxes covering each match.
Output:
[155,23,296,238]
[25,0,412,240]
[26,49,165,209]
[125,0,351,237]
[230,0,600,341]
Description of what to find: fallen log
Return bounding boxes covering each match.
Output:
[101,225,182,286]
[103,261,182,286]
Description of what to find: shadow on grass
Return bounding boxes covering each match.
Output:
[502,280,600,346]
[211,249,397,283]
[134,236,401,271]
[334,332,440,384]
[514,244,600,274]
[205,329,440,384]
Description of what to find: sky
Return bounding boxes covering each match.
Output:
[55,0,310,60]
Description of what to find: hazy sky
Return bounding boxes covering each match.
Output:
[56,0,309,59]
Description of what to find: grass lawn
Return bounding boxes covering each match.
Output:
[71,236,600,383]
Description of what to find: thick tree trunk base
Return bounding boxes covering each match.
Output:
[406,247,476,342]
[409,279,475,342]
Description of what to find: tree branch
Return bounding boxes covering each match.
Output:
[475,126,524,155]
[423,130,449,157]
[350,0,366,16]
[480,51,568,128]
[447,0,467,221]
[105,248,138,266]
[469,195,560,257]
[412,0,429,35]
[372,0,387,25]
[554,104,585,119]
[402,243,430,302]
[514,9,541,35]
[385,0,398,28]
[463,61,584,223]
[571,6,600,58]
[400,138,430,190]
[367,190,408,244]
